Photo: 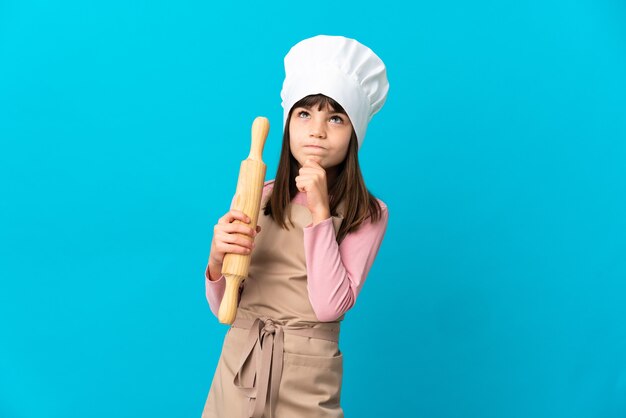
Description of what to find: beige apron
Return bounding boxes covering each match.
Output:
[202,194,347,418]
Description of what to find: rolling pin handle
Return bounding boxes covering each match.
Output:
[248,117,269,161]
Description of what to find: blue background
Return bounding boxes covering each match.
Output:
[1,0,625,417]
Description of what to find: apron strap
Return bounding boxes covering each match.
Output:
[231,316,339,418]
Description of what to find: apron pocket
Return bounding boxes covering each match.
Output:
[279,351,344,413]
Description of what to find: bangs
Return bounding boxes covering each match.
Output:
[292,94,347,114]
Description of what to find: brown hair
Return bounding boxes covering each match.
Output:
[263,94,384,244]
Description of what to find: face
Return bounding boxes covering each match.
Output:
[289,103,353,169]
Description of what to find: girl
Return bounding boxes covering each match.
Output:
[202,35,390,418]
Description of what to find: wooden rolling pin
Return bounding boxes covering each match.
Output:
[218,117,269,324]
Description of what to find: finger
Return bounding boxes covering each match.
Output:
[298,167,316,174]
[233,235,254,248]
[302,157,319,170]
[216,230,254,247]
[231,210,251,223]
[299,166,324,177]
[220,243,253,255]
[306,159,319,167]
[222,223,256,237]
[218,212,235,225]
[233,244,253,254]
[305,158,323,167]
[220,210,251,225]
[297,173,315,183]
[297,178,314,189]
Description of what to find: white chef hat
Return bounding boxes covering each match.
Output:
[280,35,389,150]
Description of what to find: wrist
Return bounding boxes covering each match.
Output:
[310,209,331,226]
[207,256,223,281]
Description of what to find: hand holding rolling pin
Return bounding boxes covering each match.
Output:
[214,117,269,324]
[207,211,261,282]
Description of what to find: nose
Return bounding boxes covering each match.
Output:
[309,117,326,138]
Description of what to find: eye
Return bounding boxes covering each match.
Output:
[329,115,344,124]
[297,110,310,118]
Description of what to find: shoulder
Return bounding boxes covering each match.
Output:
[262,179,275,200]
[371,197,388,221]
[375,197,388,212]
[340,196,388,241]
[345,196,388,232]
[364,197,389,227]
[263,179,275,193]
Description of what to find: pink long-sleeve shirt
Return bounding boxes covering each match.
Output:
[205,180,389,322]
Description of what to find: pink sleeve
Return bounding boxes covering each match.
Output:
[205,266,226,318]
[303,202,389,322]
[204,181,274,318]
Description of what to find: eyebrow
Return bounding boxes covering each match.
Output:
[297,105,347,115]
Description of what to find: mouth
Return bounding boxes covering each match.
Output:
[305,145,325,149]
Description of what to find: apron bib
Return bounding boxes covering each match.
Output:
[202,193,346,418]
